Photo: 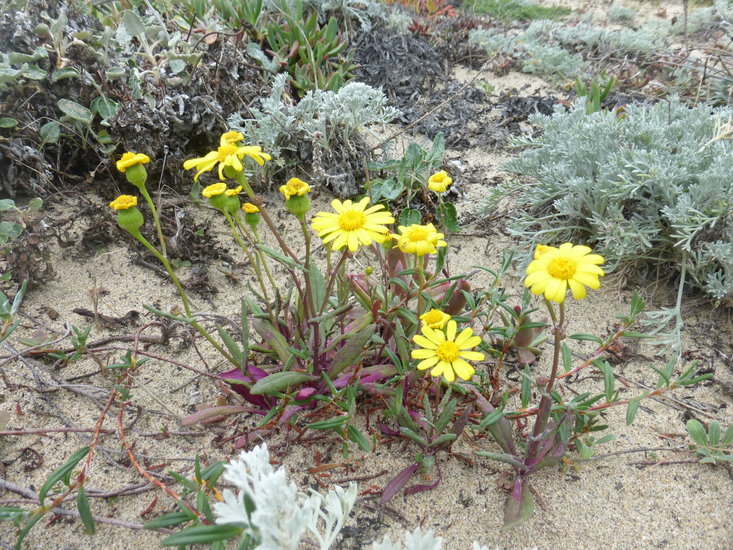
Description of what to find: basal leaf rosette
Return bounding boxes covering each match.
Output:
[411,320,484,383]
[311,197,395,252]
[524,243,605,303]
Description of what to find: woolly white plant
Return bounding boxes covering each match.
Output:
[214,443,357,550]
[370,527,536,550]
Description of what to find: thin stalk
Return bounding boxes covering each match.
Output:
[139,186,167,258]
[131,231,238,367]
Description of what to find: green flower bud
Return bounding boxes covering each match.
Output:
[116,206,144,234]
[285,194,311,217]
[125,164,148,189]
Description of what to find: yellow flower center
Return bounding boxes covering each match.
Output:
[423,311,443,324]
[547,257,577,280]
[435,341,460,363]
[339,211,366,231]
[218,144,238,159]
[407,226,430,242]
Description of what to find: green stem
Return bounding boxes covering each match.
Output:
[532,300,565,437]
[131,231,238,367]
[139,186,167,259]
[222,210,277,324]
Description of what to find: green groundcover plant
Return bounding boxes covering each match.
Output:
[0,128,715,547]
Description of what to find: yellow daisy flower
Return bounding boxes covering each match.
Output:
[311,197,395,252]
[242,202,259,214]
[394,223,447,256]
[279,177,311,199]
[225,185,243,197]
[202,182,228,198]
[524,243,605,303]
[420,308,450,329]
[109,195,138,210]
[427,170,452,193]
[220,131,244,146]
[116,152,150,173]
[183,144,271,181]
[534,244,557,259]
[411,320,484,382]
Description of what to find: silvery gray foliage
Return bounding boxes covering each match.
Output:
[523,19,666,54]
[214,443,357,550]
[228,74,400,193]
[370,528,531,550]
[469,28,587,80]
[370,528,447,550]
[482,99,733,304]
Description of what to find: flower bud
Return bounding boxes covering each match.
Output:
[285,194,311,217]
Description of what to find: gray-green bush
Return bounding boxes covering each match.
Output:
[482,99,733,304]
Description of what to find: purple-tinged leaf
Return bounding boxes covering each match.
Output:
[380,462,419,504]
[181,406,251,426]
[219,366,271,409]
[295,387,317,400]
[502,476,535,530]
[404,472,441,496]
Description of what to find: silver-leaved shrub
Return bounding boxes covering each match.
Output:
[483,99,733,303]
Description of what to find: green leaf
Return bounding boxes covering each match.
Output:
[598,361,615,402]
[308,416,346,430]
[561,343,572,373]
[39,121,61,144]
[90,95,118,120]
[161,524,244,546]
[21,65,47,80]
[502,480,535,530]
[626,398,640,425]
[440,202,460,233]
[369,178,402,202]
[0,507,26,522]
[14,511,44,550]
[76,487,95,534]
[686,419,709,447]
[38,446,90,506]
[308,264,327,313]
[50,67,80,82]
[0,199,16,211]
[256,244,305,271]
[347,425,372,451]
[398,208,421,226]
[58,99,93,125]
[0,117,18,128]
[122,9,146,37]
[250,371,317,395]
[144,511,194,529]
[721,424,733,446]
[251,319,290,364]
[708,421,720,447]
[328,324,374,378]
[217,325,243,366]
[568,333,603,344]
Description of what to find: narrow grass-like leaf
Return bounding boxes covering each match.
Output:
[250,372,317,395]
[38,446,89,506]
[161,524,244,546]
[76,486,95,534]
[626,398,640,425]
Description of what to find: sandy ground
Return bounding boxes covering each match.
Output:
[2,4,733,550]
